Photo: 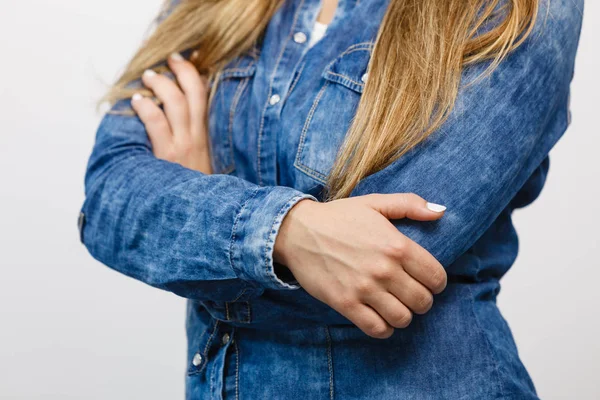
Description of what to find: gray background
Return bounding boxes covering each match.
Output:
[0,1,597,398]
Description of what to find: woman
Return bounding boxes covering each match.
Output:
[80,0,583,398]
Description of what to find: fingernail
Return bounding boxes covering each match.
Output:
[426,202,446,212]
[143,69,156,78]
[170,52,184,61]
[132,93,143,102]
[191,50,199,59]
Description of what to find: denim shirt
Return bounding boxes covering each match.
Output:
[80,0,583,398]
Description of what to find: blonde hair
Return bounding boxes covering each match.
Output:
[102,0,538,200]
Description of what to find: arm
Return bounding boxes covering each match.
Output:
[80,97,316,302]
[348,2,584,267]
[91,53,450,339]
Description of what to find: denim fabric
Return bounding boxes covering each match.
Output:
[80,0,583,398]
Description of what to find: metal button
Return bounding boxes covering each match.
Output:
[269,94,281,105]
[293,32,307,44]
[361,73,368,83]
[222,333,230,345]
[192,352,202,366]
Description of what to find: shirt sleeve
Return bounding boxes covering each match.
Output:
[348,2,583,268]
[79,99,316,301]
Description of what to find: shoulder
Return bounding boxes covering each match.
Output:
[527,0,584,60]
[471,0,584,90]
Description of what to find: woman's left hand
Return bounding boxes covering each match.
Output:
[131,52,213,174]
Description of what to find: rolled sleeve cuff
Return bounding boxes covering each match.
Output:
[229,186,317,291]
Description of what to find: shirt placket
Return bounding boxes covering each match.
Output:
[209,327,235,400]
[188,318,236,400]
[256,0,321,186]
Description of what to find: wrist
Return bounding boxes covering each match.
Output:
[273,198,317,267]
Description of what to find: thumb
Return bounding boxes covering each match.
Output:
[363,193,446,221]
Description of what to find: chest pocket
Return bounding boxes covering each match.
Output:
[208,48,258,174]
[294,43,372,185]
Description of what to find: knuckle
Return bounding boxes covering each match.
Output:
[366,321,392,339]
[391,310,413,328]
[336,295,358,313]
[414,291,434,314]
[169,90,187,106]
[430,268,448,293]
[164,148,178,161]
[175,141,192,156]
[371,264,394,281]
[354,278,376,296]
[405,192,420,202]
[146,107,164,124]
[364,193,383,203]
[401,192,421,207]
[382,240,406,259]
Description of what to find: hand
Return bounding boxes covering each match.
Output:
[131,52,212,174]
[274,193,448,339]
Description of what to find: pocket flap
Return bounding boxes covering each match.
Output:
[322,43,373,93]
[219,47,260,79]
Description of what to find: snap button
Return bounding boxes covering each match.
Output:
[293,32,307,44]
[269,94,281,105]
[222,333,230,345]
[361,72,368,83]
[192,352,203,366]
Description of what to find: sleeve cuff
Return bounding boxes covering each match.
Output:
[229,186,317,291]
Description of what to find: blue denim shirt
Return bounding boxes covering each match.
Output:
[80,0,583,398]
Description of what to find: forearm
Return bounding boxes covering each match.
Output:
[80,101,316,301]
[348,5,582,267]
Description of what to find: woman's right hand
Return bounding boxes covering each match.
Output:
[274,193,448,339]
[131,52,213,174]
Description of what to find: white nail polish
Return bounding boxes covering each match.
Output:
[170,52,184,61]
[426,202,447,212]
[132,93,143,102]
[143,69,157,78]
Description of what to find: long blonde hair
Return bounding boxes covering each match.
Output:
[102,0,538,200]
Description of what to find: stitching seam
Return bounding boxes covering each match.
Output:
[257,0,306,185]
[294,82,330,182]
[286,61,306,99]
[234,337,240,400]
[263,194,305,289]
[325,71,365,90]
[245,301,251,323]
[229,187,261,277]
[188,319,220,376]
[325,326,335,400]
[223,77,250,173]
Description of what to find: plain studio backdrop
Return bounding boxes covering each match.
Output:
[0,1,597,399]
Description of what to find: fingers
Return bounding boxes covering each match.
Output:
[381,234,447,294]
[364,192,448,293]
[400,238,447,294]
[364,291,413,328]
[343,302,394,339]
[141,68,190,136]
[386,268,435,314]
[324,290,393,339]
[131,94,172,150]
[167,53,209,140]
[364,193,446,221]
